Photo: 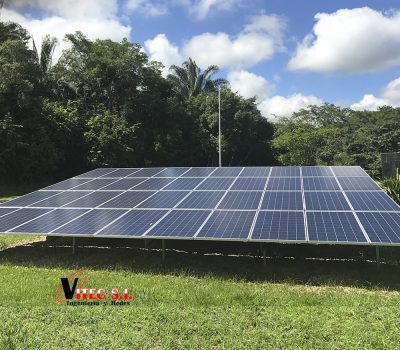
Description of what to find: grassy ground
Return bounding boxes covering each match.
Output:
[1,236,400,349]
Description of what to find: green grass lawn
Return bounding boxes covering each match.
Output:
[1,236,400,349]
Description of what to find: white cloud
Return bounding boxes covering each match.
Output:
[259,94,323,121]
[350,76,400,111]
[288,7,400,73]
[144,34,183,76]
[183,14,285,69]
[189,0,241,20]
[227,70,274,101]
[2,2,131,62]
[125,0,168,17]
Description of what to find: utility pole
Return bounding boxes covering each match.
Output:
[218,86,222,167]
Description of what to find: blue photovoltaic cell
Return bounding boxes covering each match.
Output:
[196,178,234,190]
[146,210,211,237]
[332,166,367,177]
[303,177,340,191]
[127,168,164,177]
[74,168,118,178]
[53,209,127,234]
[240,167,270,177]
[177,191,225,209]
[29,191,93,207]
[43,178,92,190]
[65,191,123,208]
[0,191,61,207]
[267,177,301,191]
[0,208,51,232]
[231,178,267,191]
[97,210,167,236]
[304,192,350,210]
[302,166,333,177]
[196,210,255,239]
[218,191,262,210]
[101,169,140,177]
[307,212,366,242]
[138,191,189,208]
[100,191,156,208]
[10,209,88,233]
[182,168,217,177]
[270,167,300,177]
[346,191,400,211]
[338,177,381,191]
[357,212,400,243]
[251,211,305,241]
[0,208,19,217]
[156,168,190,177]
[211,167,242,177]
[163,178,203,190]
[72,178,117,190]
[132,178,175,190]
[261,192,303,210]
[101,178,146,190]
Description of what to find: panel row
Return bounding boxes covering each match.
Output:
[73,166,369,179]
[2,188,399,211]
[2,207,400,244]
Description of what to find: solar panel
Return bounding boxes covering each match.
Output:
[240,167,270,177]
[307,212,367,243]
[10,209,88,233]
[261,192,303,210]
[52,209,126,235]
[338,177,381,191]
[177,191,225,209]
[266,177,301,191]
[0,191,61,207]
[217,191,262,210]
[332,166,367,177]
[2,166,399,248]
[304,192,350,210]
[302,166,333,177]
[302,177,340,191]
[146,210,211,237]
[270,166,300,177]
[137,191,189,208]
[357,212,400,243]
[163,178,203,190]
[346,192,400,211]
[97,210,167,236]
[196,178,234,190]
[182,168,217,177]
[251,211,305,241]
[196,210,255,239]
[231,178,266,191]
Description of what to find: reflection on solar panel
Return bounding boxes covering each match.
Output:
[251,211,305,241]
[147,210,211,237]
[1,166,400,248]
[304,192,350,210]
[307,212,367,243]
[196,210,255,239]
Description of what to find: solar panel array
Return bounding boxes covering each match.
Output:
[1,166,400,246]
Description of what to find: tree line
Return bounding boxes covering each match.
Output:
[0,21,399,184]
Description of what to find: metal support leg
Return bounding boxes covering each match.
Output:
[376,246,380,270]
[72,237,76,255]
[144,239,149,250]
[262,243,266,266]
[162,239,165,262]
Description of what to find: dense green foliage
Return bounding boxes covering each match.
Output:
[0,22,274,183]
[381,170,400,204]
[0,20,399,184]
[273,104,400,177]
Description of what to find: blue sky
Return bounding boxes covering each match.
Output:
[3,0,400,120]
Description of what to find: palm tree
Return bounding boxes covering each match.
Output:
[33,34,58,74]
[167,58,227,100]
